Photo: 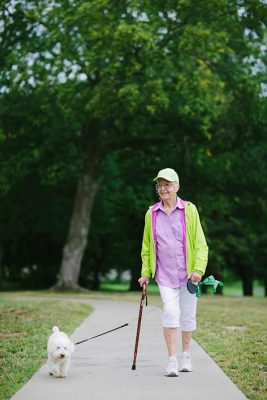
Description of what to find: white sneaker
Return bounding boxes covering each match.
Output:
[165,356,179,377]
[179,352,192,372]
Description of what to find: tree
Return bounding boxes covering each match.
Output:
[1,0,266,290]
[0,85,83,287]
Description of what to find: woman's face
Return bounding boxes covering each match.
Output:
[156,178,179,202]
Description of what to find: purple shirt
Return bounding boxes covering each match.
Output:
[154,197,187,288]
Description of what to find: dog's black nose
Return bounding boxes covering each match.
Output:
[60,354,65,358]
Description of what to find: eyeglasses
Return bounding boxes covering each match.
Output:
[155,183,174,190]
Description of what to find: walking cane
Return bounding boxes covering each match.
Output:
[131,283,147,370]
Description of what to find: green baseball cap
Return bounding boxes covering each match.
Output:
[153,168,179,184]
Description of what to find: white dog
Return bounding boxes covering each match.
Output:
[47,326,75,378]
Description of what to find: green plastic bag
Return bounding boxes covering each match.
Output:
[196,275,223,298]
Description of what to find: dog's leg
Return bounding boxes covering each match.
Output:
[54,363,61,378]
[60,358,70,378]
[51,365,61,377]
[48,358,61,378]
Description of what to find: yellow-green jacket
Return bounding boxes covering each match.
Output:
[141,199,208,278]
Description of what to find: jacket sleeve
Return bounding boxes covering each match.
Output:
[192,205,209,276]
[140,210,152,278]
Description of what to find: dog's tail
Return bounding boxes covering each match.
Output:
[52,326,59,333]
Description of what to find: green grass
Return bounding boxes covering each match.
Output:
[0,290,266,400]
[0,297,92,400]
[195,295,267,400]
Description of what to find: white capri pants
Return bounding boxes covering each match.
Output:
[158,285,197,331]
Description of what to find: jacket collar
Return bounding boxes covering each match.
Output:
[153,196,185,211]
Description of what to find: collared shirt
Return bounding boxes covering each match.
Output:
[154,197,187,288]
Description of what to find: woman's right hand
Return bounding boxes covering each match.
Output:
[138,276,149,287]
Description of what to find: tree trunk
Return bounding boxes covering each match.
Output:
[91,262,100,290]
[0,224,4,289]
[214,272,223,295]
[264,278,267,297]
[0,241,3,289]
[241,274,253,296]
[129,261,141,291]
[55,166,99,290]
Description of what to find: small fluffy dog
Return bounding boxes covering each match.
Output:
[47,326,75,378]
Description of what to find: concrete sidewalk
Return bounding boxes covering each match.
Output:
[11,299,248,400]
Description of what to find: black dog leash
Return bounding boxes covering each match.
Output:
[75,290,148,346]
[75,323,129,345]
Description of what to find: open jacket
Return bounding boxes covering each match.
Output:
[141,199,208,279]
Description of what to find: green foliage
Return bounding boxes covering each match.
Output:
[0,0,266,293]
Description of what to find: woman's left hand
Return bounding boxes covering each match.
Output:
[188,272,202,283]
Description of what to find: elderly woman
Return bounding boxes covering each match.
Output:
[138,168,208,377]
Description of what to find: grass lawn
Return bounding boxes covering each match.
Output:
[0,290,266,400]
[195,295,267,400]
